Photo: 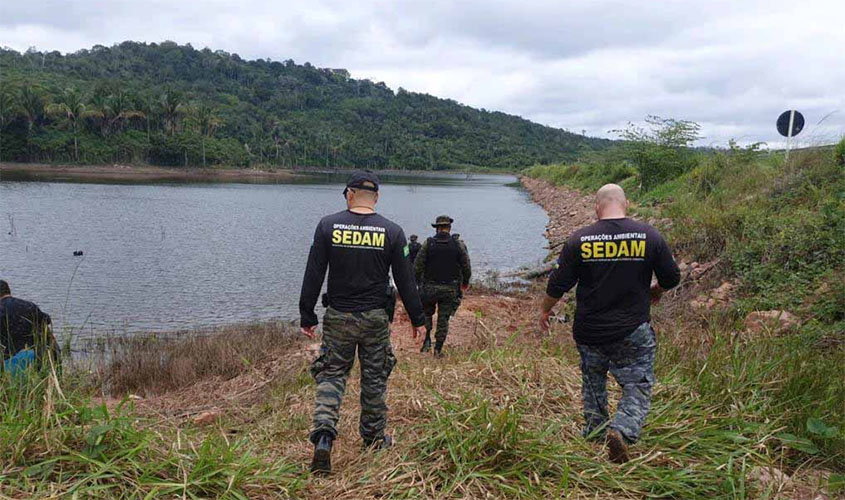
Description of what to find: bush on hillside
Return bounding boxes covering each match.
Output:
[835,136,845,166]
[613,116,702,190]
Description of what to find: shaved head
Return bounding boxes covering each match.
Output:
[346,181,379,211]
[595,184,628,219]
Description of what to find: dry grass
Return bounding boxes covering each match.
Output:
[89,322,301,396]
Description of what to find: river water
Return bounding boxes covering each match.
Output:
[0,171,547,341]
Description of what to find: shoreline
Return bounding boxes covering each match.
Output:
[519,175,595,251]
[0,162,301,183]
[0,162,517,184]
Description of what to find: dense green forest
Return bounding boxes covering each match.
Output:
[0,41,609,170]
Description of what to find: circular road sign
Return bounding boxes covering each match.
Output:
[777,110,805,137]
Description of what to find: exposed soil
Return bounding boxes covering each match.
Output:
[520,176,596,252]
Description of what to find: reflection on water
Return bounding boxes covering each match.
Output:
[1,172,547,339]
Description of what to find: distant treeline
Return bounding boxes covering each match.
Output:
[0,41,611,170]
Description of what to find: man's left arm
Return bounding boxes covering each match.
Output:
[650,233,681,303]
[392,231,426,328]
[458,241,471,288]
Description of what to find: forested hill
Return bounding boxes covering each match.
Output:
[0,41,610,170]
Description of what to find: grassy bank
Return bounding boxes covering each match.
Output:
[3,316,842,498]
[525,142,845,469]
[1,323,307,498]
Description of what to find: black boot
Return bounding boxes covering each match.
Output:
[310,432,333,475]
[362,435,393,451]
[434,340,444,358]
[420,335,431,353]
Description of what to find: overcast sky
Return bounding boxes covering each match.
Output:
[2,0,843,147]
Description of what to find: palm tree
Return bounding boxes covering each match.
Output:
[0,89,15,129]
[84,91,110,136]
[46,87,87,161]
[159,88,185,135]
[0,89,17,162]
[106,90,144,133]
[18,85,47,160]
[135,92,158,140]
[189,102,220,167]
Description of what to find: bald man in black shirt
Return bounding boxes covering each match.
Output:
[539,184,680,463]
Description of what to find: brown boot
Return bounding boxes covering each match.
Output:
[606,429,630,464]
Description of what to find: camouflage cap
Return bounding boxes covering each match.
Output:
[431,215,454,227]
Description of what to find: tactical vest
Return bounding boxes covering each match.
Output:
[423,235,461,284]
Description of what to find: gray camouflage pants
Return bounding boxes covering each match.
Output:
[576,322,656,444]
[309,307,396,444]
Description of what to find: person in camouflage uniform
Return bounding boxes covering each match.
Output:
[539,184,679,463]
[299,172,426,474]
[414,215,471,356]
[408,235,422,264]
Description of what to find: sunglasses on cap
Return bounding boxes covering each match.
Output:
[342,185,378,198]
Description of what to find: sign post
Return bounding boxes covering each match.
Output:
[776,110,805,161]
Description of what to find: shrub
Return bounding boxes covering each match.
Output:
[835,136,845,166]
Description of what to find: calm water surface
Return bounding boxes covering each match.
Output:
[0,172,547,341]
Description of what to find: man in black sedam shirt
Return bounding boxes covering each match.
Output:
[299,171,426,475]
[539,184,680,463]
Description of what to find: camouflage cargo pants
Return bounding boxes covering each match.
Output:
[576,322,656,444]
[421,283,460,344]
[309,307,396,444]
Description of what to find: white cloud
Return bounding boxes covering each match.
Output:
[2,0,843,147]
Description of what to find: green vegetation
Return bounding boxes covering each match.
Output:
[3,310,842,498]
[0,41,609,170]
[527,120,845,467]
[0,360,303,498]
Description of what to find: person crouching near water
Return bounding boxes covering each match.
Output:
[1,280,59,375]
[538,184,680,463]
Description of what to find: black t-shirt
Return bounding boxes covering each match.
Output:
[546,218,680,345]
[299,210,425,328]
[1,296,52,360]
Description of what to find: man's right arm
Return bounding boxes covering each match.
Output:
[540,238,579,332]
[545,239,579,300]
[391,231,426,327]
[299,222,330,328]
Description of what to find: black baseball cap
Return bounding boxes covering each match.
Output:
[346,171,380,192]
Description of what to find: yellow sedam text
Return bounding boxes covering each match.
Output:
[580,240,645,259]
[332,229,386,248]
